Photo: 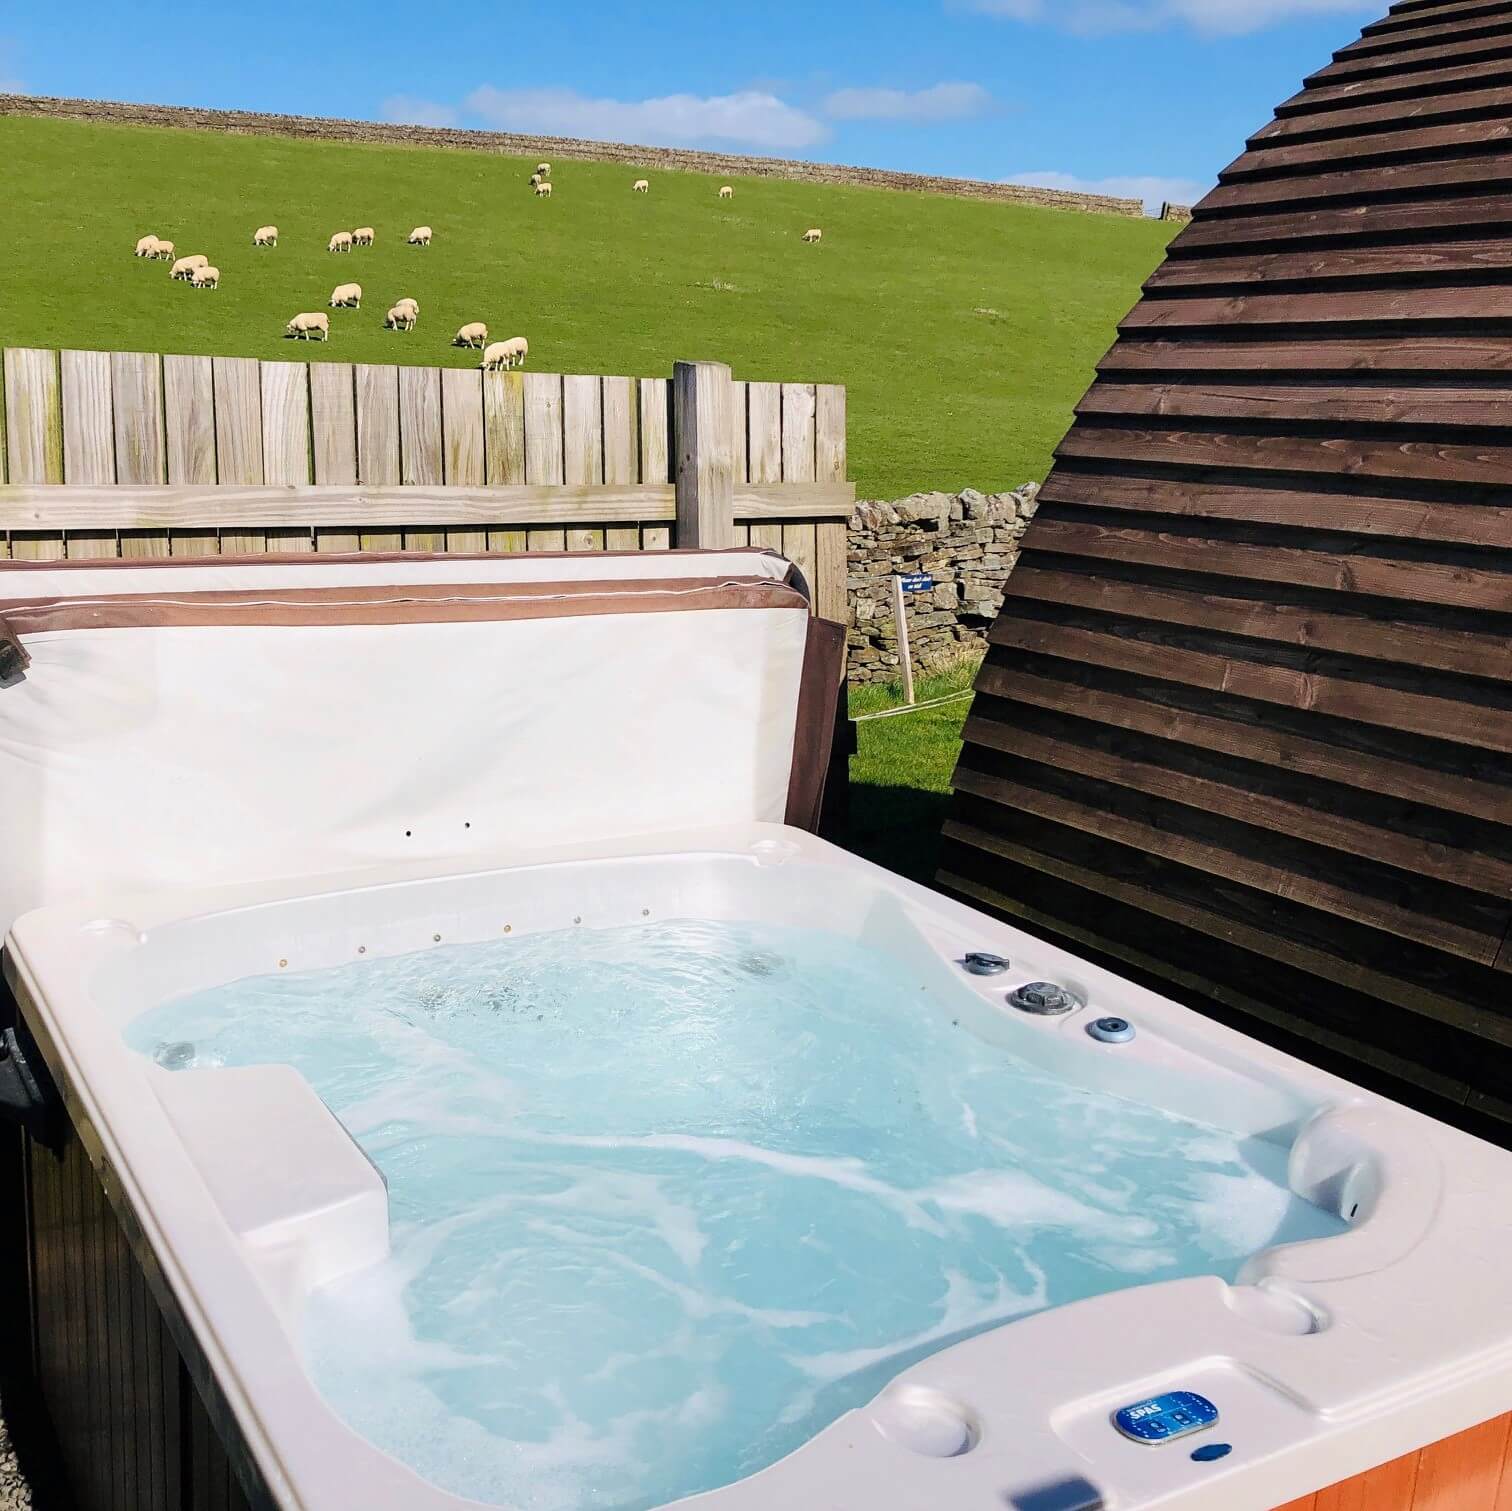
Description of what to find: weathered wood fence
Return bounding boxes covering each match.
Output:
[0,349,853,620]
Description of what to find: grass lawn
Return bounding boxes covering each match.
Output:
[845,657,980,886]
[2,114,1173,498]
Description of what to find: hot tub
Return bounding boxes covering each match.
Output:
[5,825,1512,1511]
[1,551,1509,1511]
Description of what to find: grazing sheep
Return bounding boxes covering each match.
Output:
[352,226,375,246]
[328,231,353,253]
[534,180,552,198]
[154,239,175,261]
[479,341,511,371]
[253,225,278,247]
[719,185,734,199]
[500,335,528,369]
[529,173,542,188]
[537,162,551,176]
[285,312,330,341]
[802,227,823,244]
[454,322,488,349]
[170,255,208,280]
[328,282,362,309]
[394,296,419,318]
[190,265,220,289]
[408,225,432,246]
[633,178,650,193]
[384,304,417,331]
[134,234,161,257]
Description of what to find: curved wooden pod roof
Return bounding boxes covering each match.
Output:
[944,0,1512,1141]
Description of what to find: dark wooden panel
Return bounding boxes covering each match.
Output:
[954,0,1512,1140]
[20,1107,272,1511]
[1038,472,1511,548]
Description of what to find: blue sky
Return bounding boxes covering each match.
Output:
[2,0,1379,212]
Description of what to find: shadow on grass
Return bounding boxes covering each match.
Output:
[843,782,955,888]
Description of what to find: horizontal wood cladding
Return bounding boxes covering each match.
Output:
[949,0,1512,1139]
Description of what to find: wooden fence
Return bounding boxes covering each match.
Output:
[0,349,854,620]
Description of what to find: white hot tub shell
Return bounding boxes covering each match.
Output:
[0,551,1509,1511]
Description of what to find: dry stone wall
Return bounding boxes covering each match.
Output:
[846,485,1040,685]
[0,94,1145,218]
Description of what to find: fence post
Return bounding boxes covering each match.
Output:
[672,360,735,549]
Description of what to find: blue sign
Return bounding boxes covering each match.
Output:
[899,574,935,593]
[1113,1392,1219,1445]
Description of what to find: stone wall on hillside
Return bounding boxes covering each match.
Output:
[0,94,1145,218]
[846,485,1040,685]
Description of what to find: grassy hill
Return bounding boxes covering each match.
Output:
[2,113,1174,498]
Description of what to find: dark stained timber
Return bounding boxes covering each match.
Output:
[948,0,1512,1142]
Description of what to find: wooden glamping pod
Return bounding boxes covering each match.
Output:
[945,0,1512,1503]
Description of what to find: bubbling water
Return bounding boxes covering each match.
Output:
[129,919,1344,1510]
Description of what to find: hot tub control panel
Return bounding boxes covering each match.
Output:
[1113,1391,1218,1445]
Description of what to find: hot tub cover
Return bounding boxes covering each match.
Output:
[0,549,844,937]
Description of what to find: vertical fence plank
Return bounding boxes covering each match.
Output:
[603,376,639,550]
[638,376,671,550]
[814,382,849,621]
[113,350,168,557]
[674,360,735,550]
[260,360,313,552]
[524,372,566,550]
[60,348,118,558]
[442,367,486,553]
[483,369,527,552]
[780,382,819,613]
[730,379,749,485]
[563,374,604,550]
[213,357,265,554]
[399,364,444,551]
[5,348,65,559]
[163,354,218,556]
[747,381,782,485]
[355,363,401,551]
[310,362,359,552]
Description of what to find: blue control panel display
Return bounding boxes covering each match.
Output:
[1113,1391,1219,1445]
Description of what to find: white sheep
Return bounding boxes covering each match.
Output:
[394,296,419,318]
[329,282,362,309]
[384,304,416,331]
[529,173,542,188]
[537,162,551,176]
[285,312,330,341]
[154,239,175,261]
[454,321,488,349]
[480,336,528,370]
[352,226,375,246]
[190,265,220,289]
[534,180,552,198]
[134,234,161,257]
[802,227,823,244]
[408,225,432,246]
[632,178,650,193]
[170,254,208,280]
[328,230,353,253]
[719,185,733,199]
[253,225,278,247]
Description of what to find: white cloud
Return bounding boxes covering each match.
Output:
[822,81,994,122]
[1008,169,1210,214]
[970,0,1374,35]
[0,38,24,94]
[382,95,461,128]
[462,85,828,150]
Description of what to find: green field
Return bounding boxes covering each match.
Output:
[3,114,1173,497]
